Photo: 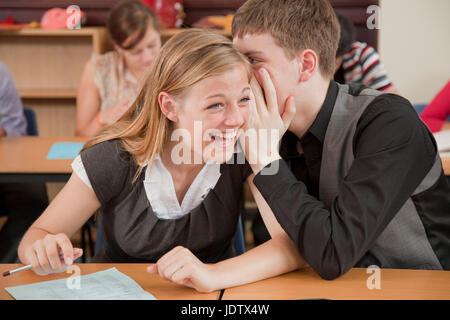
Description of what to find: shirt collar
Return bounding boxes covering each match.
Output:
[306,80,339,143]
[279,81,339,158]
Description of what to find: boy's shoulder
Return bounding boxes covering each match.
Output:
[341,83,412,112]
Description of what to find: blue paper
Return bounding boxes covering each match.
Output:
[46,142,84,160]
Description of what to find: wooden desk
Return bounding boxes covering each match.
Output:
[222,267,450,300]
[0,136,86,183]
[0,264,220,300]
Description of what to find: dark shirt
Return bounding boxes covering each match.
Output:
[253,81,450,278]
[81,139,253,263]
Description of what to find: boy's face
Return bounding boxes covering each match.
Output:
[233,33,300,115]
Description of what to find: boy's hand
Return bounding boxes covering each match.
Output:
[146,246,219,293]
[240,68,296,174]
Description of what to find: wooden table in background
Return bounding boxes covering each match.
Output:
[0,136,87,183]
[3,137,448,178]
[222,267,450,300]
[0,264,220,300]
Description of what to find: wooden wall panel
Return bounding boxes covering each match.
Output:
[22,100,77,137]
[0,36,91,91]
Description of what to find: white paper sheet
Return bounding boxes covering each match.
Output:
[434,130,450,152]
[5,267,157,300]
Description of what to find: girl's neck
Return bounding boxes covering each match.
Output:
[159,141,205,176]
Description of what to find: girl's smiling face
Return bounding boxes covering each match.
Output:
[160,66,251,164]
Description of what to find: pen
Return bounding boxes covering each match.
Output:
[2,252,71,277]
[2,264,32,277]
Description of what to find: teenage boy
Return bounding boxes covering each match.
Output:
[232,0,450,279]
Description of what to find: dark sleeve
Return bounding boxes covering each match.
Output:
[253,94,437,280]
[80,139,133,205]
[230,149,253,181]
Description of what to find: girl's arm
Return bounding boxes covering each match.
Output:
[18,173,101,275]
[147,174,306,293]
[76,60,132,137]
[75,60,104,137]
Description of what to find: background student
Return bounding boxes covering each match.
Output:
[0,61,48,263]
[334,12,398,94]
[76,0,162,137]
[18,29,304,293]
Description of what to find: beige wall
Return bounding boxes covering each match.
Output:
[379,0,450,104]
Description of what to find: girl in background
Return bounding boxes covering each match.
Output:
[76,0,162,137]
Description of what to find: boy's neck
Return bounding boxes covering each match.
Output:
[288,76,331,140]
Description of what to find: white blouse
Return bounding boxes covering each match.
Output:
[71,154,221,220]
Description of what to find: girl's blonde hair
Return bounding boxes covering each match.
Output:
[83,29,252,181]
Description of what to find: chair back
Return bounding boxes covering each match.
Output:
[23,107,38,136]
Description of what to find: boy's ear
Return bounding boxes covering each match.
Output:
[296,49,318,83]
[158,92,179,122]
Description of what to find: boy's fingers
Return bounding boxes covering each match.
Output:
[250,76,268,115]
[281,95,296,128]
[259,68,278,114]
[246,88,258,123]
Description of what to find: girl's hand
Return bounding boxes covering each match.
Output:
[146,246,219,293]
[24,233,83,276]
[98,99,131,125]
[240,68,296,174]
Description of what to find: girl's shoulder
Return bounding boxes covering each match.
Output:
[80,139,137,204]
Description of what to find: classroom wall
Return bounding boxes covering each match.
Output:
[379,0,450,105]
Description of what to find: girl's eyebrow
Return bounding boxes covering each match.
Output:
[206,87,250,100]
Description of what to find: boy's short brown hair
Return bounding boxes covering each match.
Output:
[232,0,340,79]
